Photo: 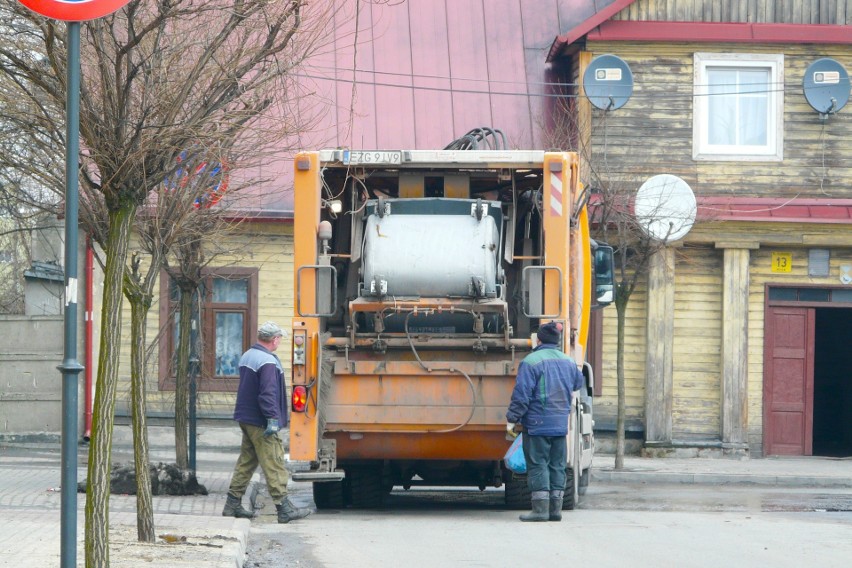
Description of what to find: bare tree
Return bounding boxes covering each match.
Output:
[1,1,332,564]
[542,92,671,471]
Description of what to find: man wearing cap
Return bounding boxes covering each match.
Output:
[506,321,585,522]
[222,321,311,523]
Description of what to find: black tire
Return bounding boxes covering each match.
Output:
[578,466,590,496]
[504,477,530,510]
[348,467,385,508]
[313,480,345,509]
[563,467,577,510]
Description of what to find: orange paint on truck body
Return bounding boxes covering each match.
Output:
[290,150,599,486]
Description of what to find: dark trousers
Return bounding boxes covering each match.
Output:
[522,434,567,493]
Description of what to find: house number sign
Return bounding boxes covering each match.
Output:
[771,252,793,273]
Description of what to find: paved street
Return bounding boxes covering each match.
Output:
[247,483,852,568]
[3,437,852,568]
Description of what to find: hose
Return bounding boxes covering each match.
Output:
[403,310,478,434]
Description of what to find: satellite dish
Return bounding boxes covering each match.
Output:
[803,58,850,116]
[583,54,634,111]
[634,175,697,243]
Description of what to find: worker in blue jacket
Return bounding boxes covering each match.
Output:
[223,321,311,523]
[506,321,584,522]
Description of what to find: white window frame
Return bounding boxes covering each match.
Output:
[693,53,784,161]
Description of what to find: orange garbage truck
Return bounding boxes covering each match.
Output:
[289,149,613,509]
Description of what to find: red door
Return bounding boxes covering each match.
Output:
[763,307,815,456]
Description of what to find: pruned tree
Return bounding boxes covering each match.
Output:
[0,0,333,564]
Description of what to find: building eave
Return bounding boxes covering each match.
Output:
[550,20,852,61]
[546,0,637,62]
[697,197,852,224]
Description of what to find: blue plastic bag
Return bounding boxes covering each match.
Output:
[503,433,526,474]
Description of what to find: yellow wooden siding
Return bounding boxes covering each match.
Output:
[614,0,851,24]
[583,41,852,201]
[110,221,295,419]
[595,276,648,431]
[672,246,723,440]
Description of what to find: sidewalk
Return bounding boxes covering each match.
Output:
[593,453,852,487]
[2,428,852,567]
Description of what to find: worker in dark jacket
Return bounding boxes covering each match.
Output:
[223,321,311,523]
[506,321,584,522]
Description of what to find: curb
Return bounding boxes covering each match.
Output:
[592,470,852,488]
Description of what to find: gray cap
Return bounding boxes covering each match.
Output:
[258,321,284,341]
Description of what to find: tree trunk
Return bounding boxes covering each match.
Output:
[614,290,628,470]
[129,295,155,542]
[174,285,193,470]
[85,203,136,568]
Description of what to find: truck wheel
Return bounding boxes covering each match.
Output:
[348,467,385,508]
[578,466,590,496]
[563,467,577,510]
[504,477,530,510]
[313,480,345,510]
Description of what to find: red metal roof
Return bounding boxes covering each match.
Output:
[697,197,852,224]
[585,21,852,45]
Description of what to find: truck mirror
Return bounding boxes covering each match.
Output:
[296,264,337,317]
[593,245,614,307]
[521,265,563,318]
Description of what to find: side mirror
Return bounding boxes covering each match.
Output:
[593,245,614,307]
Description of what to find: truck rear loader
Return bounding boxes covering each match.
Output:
[289,149,613,510]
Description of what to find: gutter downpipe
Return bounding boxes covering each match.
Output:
[84,234,94,440]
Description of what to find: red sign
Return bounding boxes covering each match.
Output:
[17,0,130,21]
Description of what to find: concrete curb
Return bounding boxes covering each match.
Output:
[592,470,852,488]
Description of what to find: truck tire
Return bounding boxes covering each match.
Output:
[578,466,590,496]
[348,467,385,508]
[563,411,582,509]
[313,480,346,510]
[563,467,576,510]
[504,477,530,510]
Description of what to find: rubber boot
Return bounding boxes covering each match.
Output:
[519,491,550,522]
[549,490,564,521]
[276,498,312,524]
[222,494,255,519]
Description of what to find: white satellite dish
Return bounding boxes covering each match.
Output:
[634,174,697,242]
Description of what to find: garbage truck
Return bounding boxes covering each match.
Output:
[288,149,613,510]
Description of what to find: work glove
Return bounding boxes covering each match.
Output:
[264,419,280,437]
[506,422,519,439]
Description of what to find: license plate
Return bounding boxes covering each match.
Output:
[343,150,402,165]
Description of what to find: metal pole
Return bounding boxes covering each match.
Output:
[58,21,85,568]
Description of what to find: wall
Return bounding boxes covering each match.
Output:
[582,40,852,200]
[0,316,66,435]
[110,221,295,421]
[614,0,852,24]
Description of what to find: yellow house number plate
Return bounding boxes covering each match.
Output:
[771,252,792,273]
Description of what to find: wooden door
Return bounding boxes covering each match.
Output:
[763,307,815,456]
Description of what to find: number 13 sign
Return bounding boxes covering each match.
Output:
[17,0,130,21]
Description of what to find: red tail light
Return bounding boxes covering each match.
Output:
[292,385,307,412]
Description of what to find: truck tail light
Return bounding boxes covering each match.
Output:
[292,385,307,412]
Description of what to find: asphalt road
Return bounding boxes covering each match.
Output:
[245,482,852,568]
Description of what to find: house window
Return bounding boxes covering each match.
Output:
[159,267,258,392]
[693,53,784,161]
